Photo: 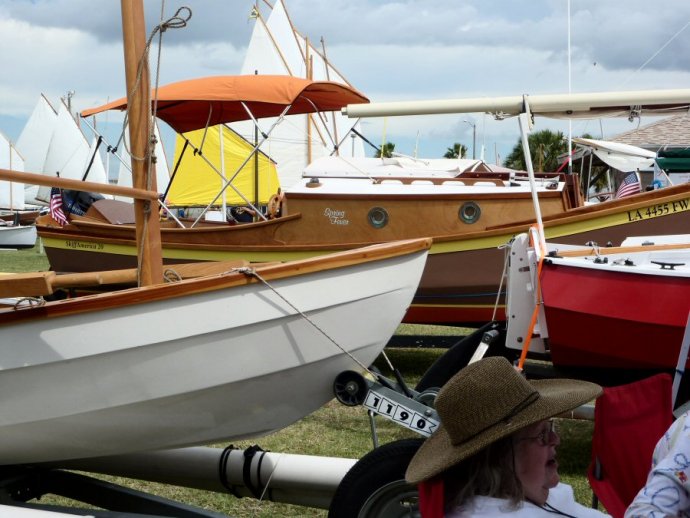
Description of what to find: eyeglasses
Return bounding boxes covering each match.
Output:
[518,419,558,446]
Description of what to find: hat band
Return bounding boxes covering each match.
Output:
[452,390,540,446]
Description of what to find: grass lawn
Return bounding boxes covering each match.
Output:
[1,244,607,516]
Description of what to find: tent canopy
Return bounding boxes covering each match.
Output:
[656,148,690,172]
[573,137,655,171]
[81,75,369,134]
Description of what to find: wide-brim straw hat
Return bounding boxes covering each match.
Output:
[406,356,602,484]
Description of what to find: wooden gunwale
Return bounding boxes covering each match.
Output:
[0,237,431,324]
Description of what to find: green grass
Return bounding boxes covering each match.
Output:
[0,242,49,272]
[1,247,606,516]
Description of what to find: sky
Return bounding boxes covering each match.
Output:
[1,0,690,167]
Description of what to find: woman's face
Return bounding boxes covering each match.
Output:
[513,419,561,505]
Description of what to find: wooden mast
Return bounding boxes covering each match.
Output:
[120,0,163,285]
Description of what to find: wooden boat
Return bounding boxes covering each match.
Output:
[505,232,690,370]
[0,236,429,464]
[0,1,431,465]
[33,170,690,326]
[36,80,690,326]
[35,74,583,327]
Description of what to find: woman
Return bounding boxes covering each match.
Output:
[405,356,606,517]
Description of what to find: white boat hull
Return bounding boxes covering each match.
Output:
[0,242,428,464]
[0,224,37,249]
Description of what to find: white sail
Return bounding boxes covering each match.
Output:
[36,101,109,203]
[232,0,366,188]
[115,122,170,200]
[15,95,58,204]
[0,132,25,210]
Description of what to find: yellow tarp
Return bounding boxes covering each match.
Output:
[166,125,279,206]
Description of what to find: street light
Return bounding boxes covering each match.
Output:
[462,119,476,159]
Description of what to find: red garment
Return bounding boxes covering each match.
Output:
[418,477,445,518]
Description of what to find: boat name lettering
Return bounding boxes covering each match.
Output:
[626,198,689,222]
[64,240,105,251]
[323,208,349,226]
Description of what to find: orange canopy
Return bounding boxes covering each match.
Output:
[81,75,369,134]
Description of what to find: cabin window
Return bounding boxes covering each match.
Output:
[368,207,389,229]
[459,201,481,224]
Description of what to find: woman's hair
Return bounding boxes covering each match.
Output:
[442,435,524,512]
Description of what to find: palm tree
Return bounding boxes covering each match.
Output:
[444,142,468,159]
[504,129,567,171]
[375,142,396,158]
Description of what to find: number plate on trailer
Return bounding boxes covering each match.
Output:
[363,389,439,437]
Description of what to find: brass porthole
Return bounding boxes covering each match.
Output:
[368,207,389,229]
[459,201,481,224]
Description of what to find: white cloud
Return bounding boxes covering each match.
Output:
[1,0,689,163]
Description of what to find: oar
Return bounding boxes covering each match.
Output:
[0,259,250,297]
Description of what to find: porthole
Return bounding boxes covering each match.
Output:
[459,201,481,224]
[368,207,389,229]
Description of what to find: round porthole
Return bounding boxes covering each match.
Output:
[459,201,481,224]
[368,207,389,229]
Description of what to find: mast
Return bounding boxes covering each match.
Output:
[120,0,163,285]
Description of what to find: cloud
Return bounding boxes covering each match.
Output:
[1,0,689,163]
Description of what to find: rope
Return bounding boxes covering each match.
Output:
[13,297,46,310]
[231,267,374,374]
[162,268,183,283]
[491,242,511,322]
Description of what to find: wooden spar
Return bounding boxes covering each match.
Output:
[0,168,158,200]
[0,259,251,297]
[121,0,163,285]
[342,88,690,119]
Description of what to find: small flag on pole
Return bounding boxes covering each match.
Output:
[615,171,641,199]
[50,187,69,226]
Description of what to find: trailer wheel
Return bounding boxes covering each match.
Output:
[328,438,424,518]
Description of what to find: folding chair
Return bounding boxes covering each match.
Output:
[588,372,674,518]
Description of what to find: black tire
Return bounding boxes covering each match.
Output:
[328,438,424,518]
[415,321,505,393]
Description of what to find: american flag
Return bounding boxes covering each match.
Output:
[616,171,641,199]
[50,187,69,226]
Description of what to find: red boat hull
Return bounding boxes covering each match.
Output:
[540,261,690,369]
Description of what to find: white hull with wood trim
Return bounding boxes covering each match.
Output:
[0,238,429,465]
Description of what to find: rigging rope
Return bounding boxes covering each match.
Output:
[230,266,375,375]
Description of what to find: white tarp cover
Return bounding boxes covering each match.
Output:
[303,156,486,178]
[573,137,655,172]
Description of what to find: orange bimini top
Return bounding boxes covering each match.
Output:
[81,74,370,133]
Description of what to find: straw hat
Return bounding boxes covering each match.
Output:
[406,356,602,484]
